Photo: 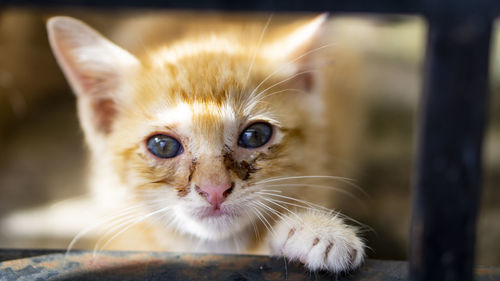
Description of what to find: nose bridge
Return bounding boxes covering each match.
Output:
[193,154,231,188]
[192,155,233,208]
[190,102,229,186]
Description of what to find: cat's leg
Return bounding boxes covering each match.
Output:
[269,211,364,273]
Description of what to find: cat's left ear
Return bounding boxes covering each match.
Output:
[47,16,140,136]
[264,14,327,92]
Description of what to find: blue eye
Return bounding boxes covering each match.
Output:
[146,134,183,158]
[238,122,273,149]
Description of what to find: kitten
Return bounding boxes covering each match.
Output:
[44,14,365,273]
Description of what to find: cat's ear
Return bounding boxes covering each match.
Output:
[47,16,139,135]
[264,14,327,92]
[266,14,327,60]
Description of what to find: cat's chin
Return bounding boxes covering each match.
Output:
[174,205,251,241]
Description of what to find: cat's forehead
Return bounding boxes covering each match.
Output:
[129,36,288,134]
[134,50,280,116]
[152,99,278,130]
[154,100,236,128]
[149,37,245,65]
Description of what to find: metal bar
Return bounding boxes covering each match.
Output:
[410,15,493,281]
[2,0,500,18]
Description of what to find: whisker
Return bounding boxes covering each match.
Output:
[256,194,329,214]
[249,202,276,237]
[255,202,276,223]
[249,203,272,235]
[259,195,370,233]
[257,196,304,223]
[257,196,316,233]
[257,191,332,211]
[254,70,319,100]
[254,175,366,196]
[253,88,308,104]
[93,205,172,256]
[259,183,362,201]
[244,209,260,241]
[254,200,294,228]
[245,14,274,86]
[255,175,355,185]
[91,204,166,251]
[65,203,151,255]
[249,43,337,98]
[258,189,283,193]
[259,194,371,230]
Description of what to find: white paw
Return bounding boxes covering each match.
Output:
[270,211,364,273]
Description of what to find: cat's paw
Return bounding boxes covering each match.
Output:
[270,211,364,273]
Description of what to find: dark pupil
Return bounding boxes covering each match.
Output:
[147,135,182,158]
[239,123,272,148]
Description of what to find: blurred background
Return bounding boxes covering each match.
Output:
[0,8,498,266]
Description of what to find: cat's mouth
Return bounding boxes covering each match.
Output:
[195,205,238,219]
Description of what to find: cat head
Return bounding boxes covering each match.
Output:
[47,15,327,241]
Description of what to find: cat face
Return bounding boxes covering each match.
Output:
[47,15,326,241]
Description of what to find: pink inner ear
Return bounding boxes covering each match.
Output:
[90,98,116,135]
[286,71,316,94]
[79,74,99,94]
[48,17,139,136]
[297,72,315,93]
[75,73,118,135]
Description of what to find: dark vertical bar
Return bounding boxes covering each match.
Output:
[410,16,492,281]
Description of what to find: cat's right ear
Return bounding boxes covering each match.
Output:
[47,16,139,135]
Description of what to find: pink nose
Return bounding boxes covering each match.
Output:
[195,183,234,208]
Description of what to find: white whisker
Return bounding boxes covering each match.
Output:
[255,175,354,185]
[254,175,366,196]
[93,205,172,256]
[253,88,308,104]
[254,200,294,228]
[257,196,317,233]
[257,196,304,223]
[259,192,371,229]
[92,213,144,253]
[65,203,151,256]
[244,209,260,241]
[259,183,361,201]
[258,189,283,193]
[249,43,337,98]
[257,191,331,212]
[254,70,319,100]
[245,14,273,86]
[249,202,276,237]
[257,194,327,214]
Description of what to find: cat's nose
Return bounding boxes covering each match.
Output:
[195,183,234,208]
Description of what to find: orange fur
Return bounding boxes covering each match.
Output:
[45,14,365,271]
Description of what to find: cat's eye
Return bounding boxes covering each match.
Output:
[146,134,183,158]
[238,122,273,149]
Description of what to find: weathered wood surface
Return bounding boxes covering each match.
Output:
[0,250,499,281]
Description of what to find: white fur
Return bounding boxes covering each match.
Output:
[270,211,365,272]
